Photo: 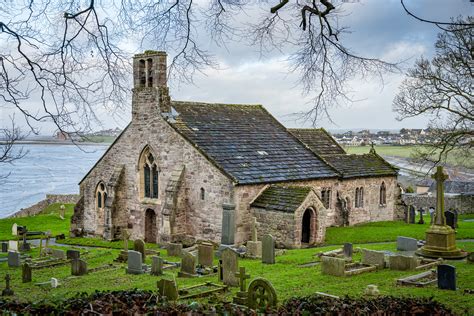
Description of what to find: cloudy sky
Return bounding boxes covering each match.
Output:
[171,0,472,131]
[1,0,472,134]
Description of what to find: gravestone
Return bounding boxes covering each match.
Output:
[1,242,7,253]
[409,206,416,224]
[429,207,435,225]
[71,259,88,276]
[126,250,144,274]
[198,242,214,267]
[343,243,353,258]
[247,278,277,310]
[151,256,163,276]
[445,211,455,230]
[361,249,385,269]
[8,251,20,267]
[11,223,18,236]
[321,256,345,276]
[417,208,425,224]
[2,274,14,296]
[59,204,66,220]
[397,236,418,252]
[22,263,32,283]
[221,248,239,286]
[262,234,275,264]
[233,266,251,305]
[134,239,146,261]
[247,217,262,258]
[8,240,18,252]
[453,209,458,228]
[167,243,183,257]
[157,279,178,301]
[389,255,418,271]
[66,250,81,260]
[178,252,197,277]
[437,264,456,290]
[52,249,66,259]
[221,203,236,245]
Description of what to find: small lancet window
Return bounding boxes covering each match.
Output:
[380,182,387,205]
[200,187,205,200]
[147,58,153,87]
[139,59,146,86]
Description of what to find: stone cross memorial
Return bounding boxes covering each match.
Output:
[2,274,14,296]
[247,217,262,258]
[262,234,275,264]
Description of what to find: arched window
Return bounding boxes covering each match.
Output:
[140,147,159,199]
[321,188,331,208]
[96,182,107,211]
[355,187,364,208]
[380,182,387,206]
[139,59,146,86]
[200,187,205,200]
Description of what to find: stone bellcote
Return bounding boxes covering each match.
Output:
[132,51,171,118]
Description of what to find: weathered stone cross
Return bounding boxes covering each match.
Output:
[235,266,250,292]
[431,166,449,226]
[2,274,13,296]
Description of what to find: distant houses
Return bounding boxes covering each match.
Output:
[332,128,438,146]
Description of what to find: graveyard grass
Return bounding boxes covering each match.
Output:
[1,206,474,314]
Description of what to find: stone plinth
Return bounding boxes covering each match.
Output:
[416,225,466,259]
[246,241,262,258]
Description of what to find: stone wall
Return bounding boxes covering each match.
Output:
[253,208,295,248]
[9,194,80,218]
[401,193,473,214]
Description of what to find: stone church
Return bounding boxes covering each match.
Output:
[71,51,399,248]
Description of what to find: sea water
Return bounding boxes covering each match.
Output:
[0,144,107,218]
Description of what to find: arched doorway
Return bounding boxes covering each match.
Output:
[301,208,314,244]
[145,209,157,243]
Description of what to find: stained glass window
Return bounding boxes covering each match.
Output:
[152,165,158,199]
[144,164,151,198]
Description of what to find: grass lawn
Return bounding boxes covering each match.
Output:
[0,203,74,241]
[1,207,474,314]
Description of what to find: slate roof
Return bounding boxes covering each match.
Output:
[251,186,312,213]
[323,154,398,178]
[289,128,346,156]
[169,101,339,184]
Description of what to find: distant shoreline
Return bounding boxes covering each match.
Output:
[4,140,112,146]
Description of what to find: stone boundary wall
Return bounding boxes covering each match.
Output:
[9,194,80,218]
[401,193,473,214]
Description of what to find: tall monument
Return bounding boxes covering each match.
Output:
[416,166,466,259]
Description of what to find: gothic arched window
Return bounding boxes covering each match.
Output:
[96,182,107,211]
[140,147,159,199]
[380,182,387,206]
[355,187,364,208]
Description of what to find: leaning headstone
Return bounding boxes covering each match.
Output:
[1,242,7,253]
[2,274,14,296]
[22,263,32,283]
[8,251,20,267]
[66,250,81,260]
[233,266,251,304]
[221,248,239,286]
[221,203,236,245]
[437,264,456,290]
[71,259,88,276]
[151,256,163,276]
[262,234,275,264]
[409,206,416,224]
[321,256,345,276]
[444,210,455,230]
[198,242,214,267]
[126,250,144,275]
[52,249,66,260]
[343,243,353,258]
[167,243,183,257]
[397,236,418,252]
[389,255,418,271]
[178,252,197,278]
[134,239,146,262]
[247,278,277,310]
[157,279,179,301]
[361,249,385,269]
[8,240,18,252]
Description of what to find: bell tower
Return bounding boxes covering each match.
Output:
[132,51,171,120]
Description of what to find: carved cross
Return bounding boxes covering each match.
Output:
[235,266,250,292]
[431,166,449,226]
